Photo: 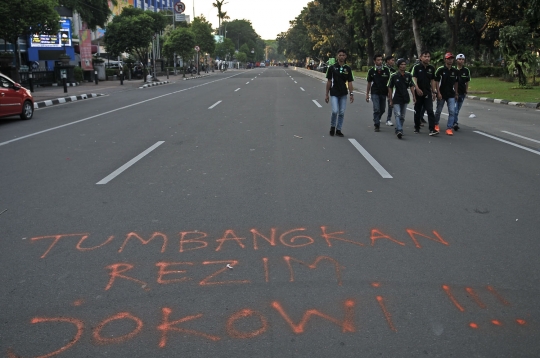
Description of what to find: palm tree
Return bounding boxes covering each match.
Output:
[212,0,228,32]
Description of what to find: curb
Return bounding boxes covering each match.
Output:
[182,73,212,81]
[34,93,106,109]
[139,80,170,88]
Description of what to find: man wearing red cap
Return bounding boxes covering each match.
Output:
[434,53,459,135]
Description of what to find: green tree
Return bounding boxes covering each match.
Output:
[104,8,164,80]
[212,0,228,32]
[236,51,247,65]
[191,16,215,56]
[499,24,539,87]
[0,0,60,80]
[60,0,114,30]
[214,37,235,61]
[163,27,195,77]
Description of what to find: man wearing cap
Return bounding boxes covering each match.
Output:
[454,54,471,131]
[434,52,459,135]
[384,55,396,126]
[411,50,437,135]
[387,59,416,139]
[366,54,391,132]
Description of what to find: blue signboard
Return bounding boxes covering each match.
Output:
[30,19,72,48]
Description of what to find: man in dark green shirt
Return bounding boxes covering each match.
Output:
[454,53,471,131]
[434,52,459,135]
[366,54,391,132]
[388,59,416,139]
[325,49,354,137]
[384,55,396,126]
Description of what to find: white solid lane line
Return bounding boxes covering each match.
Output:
[312,100,322,108]
[235,88,241,92]
[208,100,222,109]
[96,141,165,185]
[300,87,305,91]
[501,131,540,144]
[348,139,393,179]
[474,131,540,156]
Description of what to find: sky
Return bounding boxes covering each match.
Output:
[180,0,309,40]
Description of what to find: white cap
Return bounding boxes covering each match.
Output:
[456,54,465,59]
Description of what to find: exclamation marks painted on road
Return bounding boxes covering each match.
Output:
[372,282,397,332]
[442,285,527,328]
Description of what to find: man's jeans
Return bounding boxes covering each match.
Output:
[435,97,456,129]
[393,103,407,133]
[371,94,387,126]
[454,94,466,124]
[387,98,393,122]
[330,95,348,130]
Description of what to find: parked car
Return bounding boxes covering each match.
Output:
[260,62,266,67]
[317,62,328,73]
[0,73,34,120]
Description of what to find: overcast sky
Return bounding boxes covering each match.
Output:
[181,0,309,40]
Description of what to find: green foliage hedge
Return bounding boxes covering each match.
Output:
[73,66,84,82]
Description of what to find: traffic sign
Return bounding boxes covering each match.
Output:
[195,46,200,52]
[174,1,185,13]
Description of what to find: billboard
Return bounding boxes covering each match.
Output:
[30,19,72,48]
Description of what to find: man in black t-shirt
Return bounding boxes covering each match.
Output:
[434,52,459,136]
[366,54,391,132]
[454,53,471,131]
[411,50,437,135]
[384,55,396,126]
[387,58,416,139]
[325,49,354,137]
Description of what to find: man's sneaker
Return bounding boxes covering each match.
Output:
[446,129,453,136]
[414,129,420,134]
[420,118,426,126]
[429,130,439,136]
[453,123,460,131]
[397,131,403,139]
[330,126,335,136]
[335,130,344,137]
[374,125,380,132]
[386,120,393,126]
[434,124,440,132]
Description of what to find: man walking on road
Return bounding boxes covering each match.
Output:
[388,58,416,139]
[325,49,354,137]
[434,52,459,136]
[384,55,396,127]
[411,51,437,135]
[454,53,470,131]
[366,54,391,132]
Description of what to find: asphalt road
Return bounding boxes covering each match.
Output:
[1,67,539,357]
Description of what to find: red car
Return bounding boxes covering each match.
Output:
[0,73,34,120]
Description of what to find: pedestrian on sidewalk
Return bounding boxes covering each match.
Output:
[366,54,391,132]
[454,53,470,131]
[434,52,459,136]
[325,49,354,137]
[384,55,396,126]
[387,59,416,139]
[411,50,437,135]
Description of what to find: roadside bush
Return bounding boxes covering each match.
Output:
[105,68,117,77]
[470,66,504,77]
[73,66,84,82]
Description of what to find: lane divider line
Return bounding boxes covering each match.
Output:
[0,72,244,147]
[246,82,250,84]
[96,141,165,185]
[501,130,540,144]
[348,139,393,178]
[300,87,305,91]
[474,131,540,156]
[208,100,222,109]
[312,99,322,108]
[235,88,241,92]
